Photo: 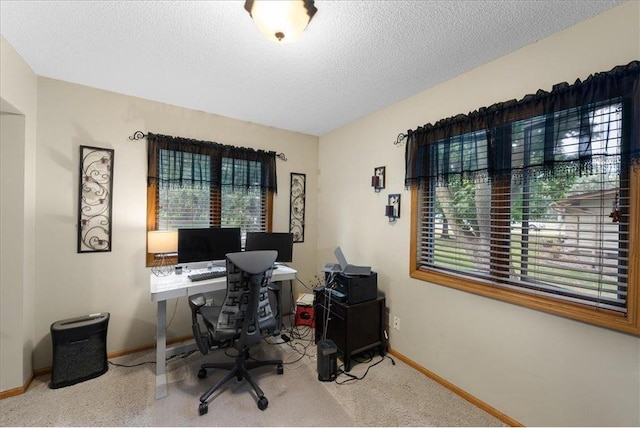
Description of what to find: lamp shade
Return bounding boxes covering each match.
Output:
[147,230,178,254]
[245,0,317,43]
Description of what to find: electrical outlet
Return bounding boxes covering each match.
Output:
[393,316,400,331]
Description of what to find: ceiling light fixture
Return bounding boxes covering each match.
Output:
[244,0,317,43]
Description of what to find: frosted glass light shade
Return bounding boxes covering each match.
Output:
[147,230,178,254]
[245,0,317,43]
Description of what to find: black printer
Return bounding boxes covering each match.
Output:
[326,272,378,305]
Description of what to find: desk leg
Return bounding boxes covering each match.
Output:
[287,279,294,314]
[155,300,168,399]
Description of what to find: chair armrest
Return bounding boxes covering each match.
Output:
[189,293,207,311]
[192,322,210,355]
[189,293,213,354]
[267,282,281,292]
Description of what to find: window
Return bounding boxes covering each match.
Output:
[220,158,270,234]
[406,62,639,334]
[156,150,213,230]
[146,134,277,266]
[156,155,269,233]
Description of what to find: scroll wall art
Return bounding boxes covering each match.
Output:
[289,172,306,243]
[77,145,114,253]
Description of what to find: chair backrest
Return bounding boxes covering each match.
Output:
[216,250,278,350]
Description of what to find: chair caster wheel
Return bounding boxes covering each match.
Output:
[237,374,243,381]
[198,402,208,416]
[197,368,207,379]
[257,396,268,410]
[277,364,284,375]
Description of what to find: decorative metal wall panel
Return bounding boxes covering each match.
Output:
[77,145,114,253]
[289,173,306,243]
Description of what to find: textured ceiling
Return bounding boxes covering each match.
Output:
[0,1,626,136]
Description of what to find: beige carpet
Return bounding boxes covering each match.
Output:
[0,341,351,427]
[0,327,506,427]
[320,353,505,427]
[149,344,352,426]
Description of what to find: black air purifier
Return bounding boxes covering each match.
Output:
[317,339,337,382]
[50,312,109,389]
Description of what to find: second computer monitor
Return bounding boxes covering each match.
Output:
[245,232,293,263]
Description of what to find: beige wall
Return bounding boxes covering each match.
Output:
[0,36,37,392]
[318,2,640,427]
[30,77,318,369]
[1,1,639,426]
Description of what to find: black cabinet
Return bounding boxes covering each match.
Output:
[314,291,386,371]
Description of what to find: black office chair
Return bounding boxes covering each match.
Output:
[267,281,283,332]
[189,250,284,416]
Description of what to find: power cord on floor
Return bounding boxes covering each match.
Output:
[108,349,197,367]
[108,360,155,368]
[333,352,396,385]
[263,323,315,365]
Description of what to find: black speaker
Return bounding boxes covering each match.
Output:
[50,313,109,389]
[317,339,337,382]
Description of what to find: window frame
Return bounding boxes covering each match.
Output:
[409,166,639,335]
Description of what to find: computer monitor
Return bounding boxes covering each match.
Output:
[245,232,293,263]
[177,227,241,265]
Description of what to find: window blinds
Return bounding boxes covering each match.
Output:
[417,100,629,312]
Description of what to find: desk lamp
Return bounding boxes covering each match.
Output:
[148,230,178,276]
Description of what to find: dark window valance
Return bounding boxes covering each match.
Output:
[405,61,640,188]
[147,133,277,193]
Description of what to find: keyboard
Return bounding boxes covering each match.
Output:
[188,270,226,282]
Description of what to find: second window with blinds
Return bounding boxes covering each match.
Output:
[406,62,640,334]
[415,100,630,318]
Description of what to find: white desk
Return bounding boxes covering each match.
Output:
[150,266,297,399]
